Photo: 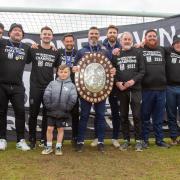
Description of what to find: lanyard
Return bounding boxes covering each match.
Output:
[64,49,74,67]
[89,44,100,53]
[8,40,23,57]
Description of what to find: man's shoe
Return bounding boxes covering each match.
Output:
[112,139,120,148]
[119,140,131,151]
[170,138,180,146]
[156,141,170,148]
[41,146,53,155]
[142,141,149,149]
[39,140,46,148]
[97,143,105,153]
[71,138,77,148]
[90,138,98,147]
[16,139,30,151]
[0,139,7,151]
[55,147,63,156]
[135,141,143,152]
[76,143,84,153]
[29,141,36,150]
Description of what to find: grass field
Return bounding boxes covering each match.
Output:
[0,139,180,180]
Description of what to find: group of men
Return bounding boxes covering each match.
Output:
[0,22,180,153]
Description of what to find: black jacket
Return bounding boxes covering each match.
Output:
[165,47,180,86]
[0,39,30,85]
[140,45,166,90]
[113,47,145,90]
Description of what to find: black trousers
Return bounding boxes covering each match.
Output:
[118,89,142,141]
[28,86,47,142]
[0,84,25,142]
[71,99,79,140]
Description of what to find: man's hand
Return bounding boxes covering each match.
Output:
[124,79,135,88]
[72,66,80,73]
[112,48,121,56]
[51,45,57,51]
[110,67,116,76]
[31,43,39,49]
[116,82,127,91]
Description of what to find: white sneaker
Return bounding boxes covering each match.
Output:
[55,147,63,156]
[90,138,98,147]
[42,146,53,155]
[0,139,7,150]
[16,139,30,151]
[112,139,120,148]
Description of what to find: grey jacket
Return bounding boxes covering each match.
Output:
[43,77,77,119]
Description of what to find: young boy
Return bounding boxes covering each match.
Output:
[42,64,77,155]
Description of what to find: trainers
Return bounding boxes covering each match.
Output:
[119,140,131,151]
[76,143,84,153]
[16,139,30,151]
[97,143,105,153]
[0,139,7,151]
[156,141,170,148]
[135,141,143,152]
[71,138,77,148]
[55,147,63,156]
[39,140,46,148]
[112,139,120,148]
[90,138,98,147]
[142,141,149,149]
[41,146,53,155]
[170,138,180,146]
[29,141,36,150]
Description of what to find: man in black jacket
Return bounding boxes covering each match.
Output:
[28,26,59,149]
[141,29,170,148]
[91,25,121,148]
[58,33,79,146]
[165,34,180,145]
[0,23,30,151]
[113,32,145,151]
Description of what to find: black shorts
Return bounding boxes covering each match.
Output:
[47,117,66,128]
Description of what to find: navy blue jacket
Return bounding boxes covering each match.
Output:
[102,38,121,60]
[74,43,111,65]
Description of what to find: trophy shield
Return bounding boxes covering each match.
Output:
[75,53,114,103]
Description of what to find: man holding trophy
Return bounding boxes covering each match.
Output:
[73,26,116,153]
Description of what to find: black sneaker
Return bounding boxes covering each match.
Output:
[71,138,77,148]
[97,143,105,153]
[119,140,131,151]
[29,141,36,150]
[170,138,180,146]
[156,141,170,148]
[39,140,46,148]
[135,141,143,152]
[142,141,150,149]
[76,143,84,153]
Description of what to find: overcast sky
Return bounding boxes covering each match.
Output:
[1,0,180,14]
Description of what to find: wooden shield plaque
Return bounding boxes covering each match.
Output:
[75,52,114,103]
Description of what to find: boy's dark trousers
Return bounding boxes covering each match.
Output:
[28,86,47,143]
[0,83,26,142]
[118,89,142,141]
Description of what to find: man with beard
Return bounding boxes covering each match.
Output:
[0,23,30,151]
[91,25,121,148]
[73,26,116,153]
[113,32,145,151]
[165,34,180,145]
[28,26,59,149]
[58,33,79,146]
[141,29,170,148]
[0,23,4,39]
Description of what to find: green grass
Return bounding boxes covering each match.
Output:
[0,139,180,180]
